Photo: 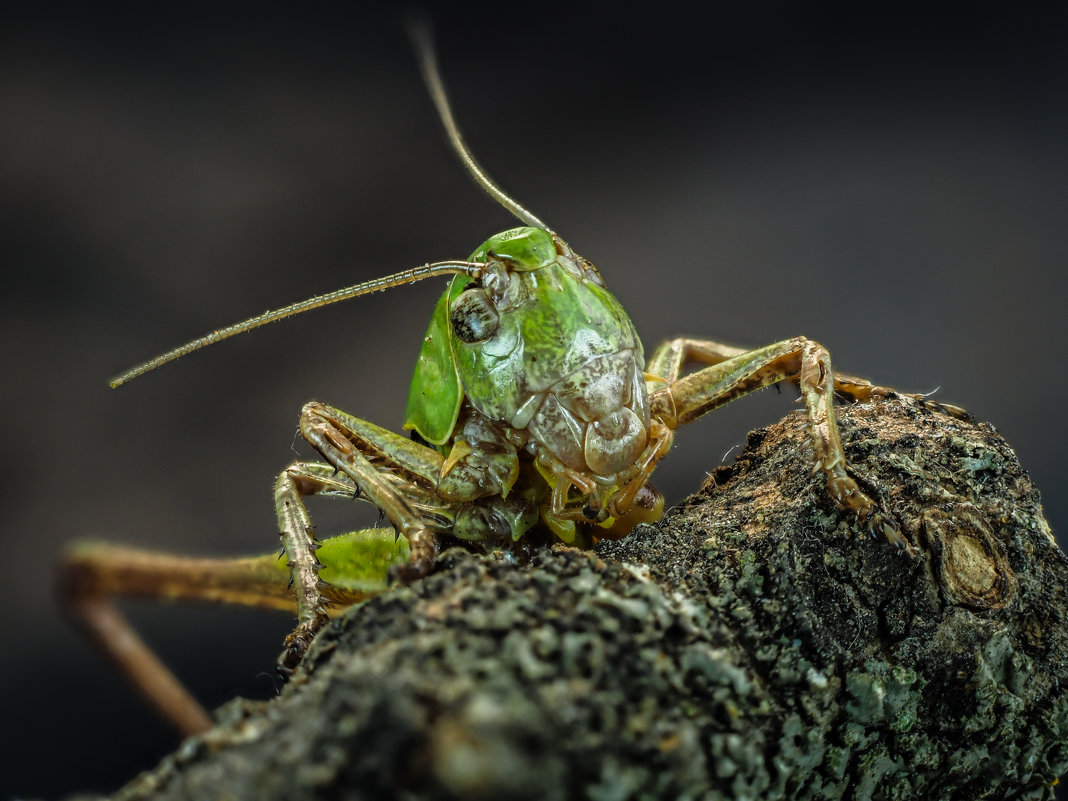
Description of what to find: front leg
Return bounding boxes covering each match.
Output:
[648,336,910,548]
[279,402,528,670]
[276,405,445,673]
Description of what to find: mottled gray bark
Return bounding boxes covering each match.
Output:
[73,396,1068,801]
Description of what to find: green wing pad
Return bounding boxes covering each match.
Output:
[404,279,468,445]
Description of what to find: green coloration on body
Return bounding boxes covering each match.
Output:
[467,226,557,269]
[453,253,641,425]
[404,226,642,444]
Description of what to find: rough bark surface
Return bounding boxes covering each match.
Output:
[71,396,1068,800]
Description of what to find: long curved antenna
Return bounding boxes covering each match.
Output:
[110,261,483,387]
[409,20,554,234]
[113,24,539,389]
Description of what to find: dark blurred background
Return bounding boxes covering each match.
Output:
[3,5,1066,798]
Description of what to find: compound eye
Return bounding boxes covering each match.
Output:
[450,288,500,343]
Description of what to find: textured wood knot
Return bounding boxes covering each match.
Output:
[920,503,1015,609]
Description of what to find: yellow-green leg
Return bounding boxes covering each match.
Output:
[647,336,911,547]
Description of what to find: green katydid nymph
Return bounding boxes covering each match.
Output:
[61,26,959,738]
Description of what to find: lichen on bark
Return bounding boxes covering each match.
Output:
[72,396,1068,801]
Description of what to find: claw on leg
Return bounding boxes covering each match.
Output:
[276,612,330,678]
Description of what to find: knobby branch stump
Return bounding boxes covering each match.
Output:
[74,396,1068,801]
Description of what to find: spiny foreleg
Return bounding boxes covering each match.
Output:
[279,402,525,670]
[277,408,438,673]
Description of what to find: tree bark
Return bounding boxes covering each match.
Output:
[71,396,1068,801]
